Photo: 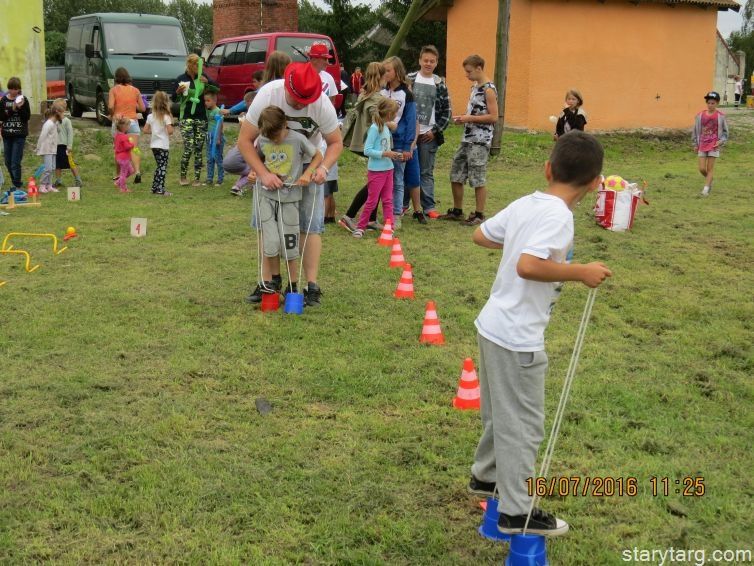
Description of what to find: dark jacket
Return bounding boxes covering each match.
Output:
[555,107,587,137]
[173,72,218,120]
[0,95,31,138]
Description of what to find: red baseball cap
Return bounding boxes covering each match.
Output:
[284,62,322,105]
[308,43,333,62]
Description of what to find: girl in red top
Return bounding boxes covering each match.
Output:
[113,117,136,193]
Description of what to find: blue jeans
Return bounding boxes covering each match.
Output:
[418,137,438,212]
[3,137,26,189]
[392,159,407,216]
[206,137,225,182]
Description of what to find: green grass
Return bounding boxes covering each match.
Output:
[1,113,753,564]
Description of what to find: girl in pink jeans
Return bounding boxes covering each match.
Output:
[353,98,401,238]
[113,117,136,193]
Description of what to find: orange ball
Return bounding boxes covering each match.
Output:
[66,226,76,236]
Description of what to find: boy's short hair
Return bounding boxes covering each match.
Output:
[204,91,217,100]
[252,70,264,82]
[243,91,255,105]
[259,105,287,139]
[549,131,603,188]
[463,54,485,69]
[420,45,440,59]
[7,77,21,90]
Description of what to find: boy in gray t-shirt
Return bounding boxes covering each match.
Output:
[254,106,322,297]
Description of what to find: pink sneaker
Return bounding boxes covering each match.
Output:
[120,188,131,193]
[38,186,49,193]
[46,185,59,193]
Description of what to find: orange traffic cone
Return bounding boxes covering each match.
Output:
[453,358,481,410]
[376,221,393,247]
[389,238,406,268]
[394,263,415,299]
[419,300,445,344]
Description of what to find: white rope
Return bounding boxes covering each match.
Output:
[523,287,598,535]
[297,176,318,290]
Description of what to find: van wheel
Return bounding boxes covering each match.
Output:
[95,92,110,126]
[69,87,84,118]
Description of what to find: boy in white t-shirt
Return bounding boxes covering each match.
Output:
[468,131,612,536]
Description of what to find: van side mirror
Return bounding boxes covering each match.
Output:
[85,44,97,59]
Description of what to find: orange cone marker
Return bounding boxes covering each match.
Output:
[389,238,406,268]
[394,263,415,299]
[453,358,481,410]
[376,221,393,247]
[419,300,445,344]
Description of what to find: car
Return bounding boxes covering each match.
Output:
[46,66,66,100]
[65,13,188,125]
[203,32,344,111]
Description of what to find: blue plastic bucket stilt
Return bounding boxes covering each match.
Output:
[478,497,510,542]
[505,534,548,566]
[284,292,304,314]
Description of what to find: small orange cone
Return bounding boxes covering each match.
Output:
[376,221,393,247]
[419,300,445,344]
[394,263,415,299]
[453,358,481,410]
[389,238,406,268]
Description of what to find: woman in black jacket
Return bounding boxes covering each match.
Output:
[173,54,218,186]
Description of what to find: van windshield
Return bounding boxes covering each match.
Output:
[103,23,187,56]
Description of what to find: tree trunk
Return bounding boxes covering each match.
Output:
[386,0,426,58]
[490,0,510,156]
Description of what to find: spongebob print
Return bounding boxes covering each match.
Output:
[263,144,295,181]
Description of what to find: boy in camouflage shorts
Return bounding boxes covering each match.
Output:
[441,54,498,226]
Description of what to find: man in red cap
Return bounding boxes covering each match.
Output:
[238,62,342,307]
[307,42,340,225]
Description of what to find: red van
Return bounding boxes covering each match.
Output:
[203,32,343,110]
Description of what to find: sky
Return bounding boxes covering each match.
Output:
[196,0,746,38]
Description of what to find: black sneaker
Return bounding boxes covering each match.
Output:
[439,208,464,220]
[461,212,485,226]
[134,173,142,184]
[498,508,569,537]
[413,211,428,225]
[245,276,282,304]
[281,282,298,296]
[303,282,321,307]
[468,476,496,497]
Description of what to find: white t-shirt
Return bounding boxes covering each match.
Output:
[319,70,338,99]
[147,113,173,150]
[413,73,437,135]
[475,192,574,352]
[246,79,338,147]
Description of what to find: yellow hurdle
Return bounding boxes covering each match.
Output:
[0,249,40,273]
[1,232,67,255]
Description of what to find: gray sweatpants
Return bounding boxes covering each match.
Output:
[471,333,549,516]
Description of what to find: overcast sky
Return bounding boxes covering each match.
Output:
[198,0,745,38]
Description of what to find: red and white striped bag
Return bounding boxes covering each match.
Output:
[594,176,648,232]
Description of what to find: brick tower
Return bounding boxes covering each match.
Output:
[213,0,298,43]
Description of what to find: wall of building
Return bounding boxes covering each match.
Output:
[213,0,298,43]
[0,0,45,116]
[714,33,745,104]
[446,0,721,130]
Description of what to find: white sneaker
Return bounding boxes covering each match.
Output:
[47,185,59,193]
[352,228,364,239]
[701,186,710,196]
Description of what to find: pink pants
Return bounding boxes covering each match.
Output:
[116,158,134,190]
[358,169,394,230]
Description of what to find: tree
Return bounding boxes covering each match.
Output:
[45,30,67,65]
[298,0,378,72]
[378,0,447,75]
[729,29,754,92]
[43,0,212,55]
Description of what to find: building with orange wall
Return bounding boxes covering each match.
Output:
[424,0,740,131]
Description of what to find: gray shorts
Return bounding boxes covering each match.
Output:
[258,197,300,259]
[698,150,720,158]
[450,143,490,187]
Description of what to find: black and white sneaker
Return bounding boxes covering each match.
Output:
[498,508,569,537]
[413,211,428,225]
[303,282,321,307]
[245,276,282,304]
[134,173,142,184]
[468,476,496,497]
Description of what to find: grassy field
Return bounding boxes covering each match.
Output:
[1,111,753,564]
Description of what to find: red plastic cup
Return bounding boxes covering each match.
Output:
[260,292,280,312]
